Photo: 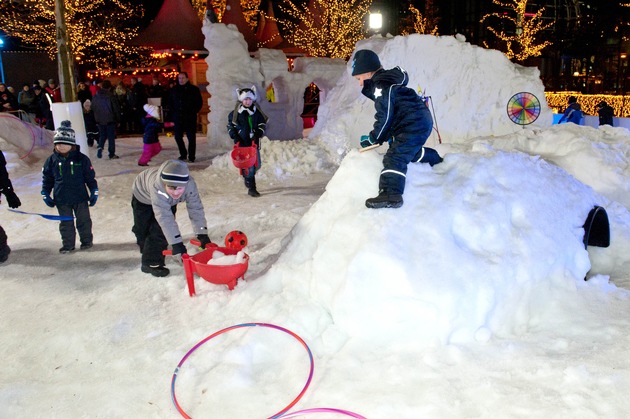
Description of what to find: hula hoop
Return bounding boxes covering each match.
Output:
[279,407,367,418]
[0,113,38,160]
[171,322,314,419]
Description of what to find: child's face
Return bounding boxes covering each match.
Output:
[354,72,373,87]
[165,184,186,199]
[242,98,253,107]
[55,144,72,154]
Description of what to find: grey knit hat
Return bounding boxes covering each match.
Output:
[160,160,190,187]
[351,50,382,76]
[53,120,76,145]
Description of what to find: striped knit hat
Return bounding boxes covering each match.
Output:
[160,160,190,187]
[53,120,76,145]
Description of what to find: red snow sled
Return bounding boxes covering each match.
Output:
[164,240,249,296]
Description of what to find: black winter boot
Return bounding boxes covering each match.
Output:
[245,178,260,197]
[141,264,170,277]
[365,191,403,209]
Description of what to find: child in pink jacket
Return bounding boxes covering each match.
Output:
[138,104,163,166]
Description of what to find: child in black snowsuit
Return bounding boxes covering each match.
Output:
[0,149,22,263]
[227,86,267,197]
[41,120,99,253]
[352,49,442,209]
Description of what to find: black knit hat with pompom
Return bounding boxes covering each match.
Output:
[53,120,76,145]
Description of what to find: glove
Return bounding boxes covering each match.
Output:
[89,189,99,207]
[360,135,375,148]
[196,234,212,249]
[0,186,21,208]
[41,191,55,208]
[172,242,187,256]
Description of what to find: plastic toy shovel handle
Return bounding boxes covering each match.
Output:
[359,143,381,153]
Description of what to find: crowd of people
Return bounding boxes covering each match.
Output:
[0,74,193,134]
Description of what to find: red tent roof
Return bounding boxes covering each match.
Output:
[255,0,283,49]
[130,0,206,51]
[221,0,258,51]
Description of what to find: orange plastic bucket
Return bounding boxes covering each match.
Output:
[184,246,249,293]
[231,145,258,169]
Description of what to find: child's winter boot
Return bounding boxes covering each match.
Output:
[365,190,403,209]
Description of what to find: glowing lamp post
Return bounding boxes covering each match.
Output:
[0,37,5,84]
[369,12,383,32]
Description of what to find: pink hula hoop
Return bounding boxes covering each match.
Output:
[170,322,314,419]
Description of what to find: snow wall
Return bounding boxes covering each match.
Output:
[202,22,346,150]
[310,34,553,160]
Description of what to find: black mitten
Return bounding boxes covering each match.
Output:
[1,186,21,209]
[196,234,212,249]
[171,242,187,255]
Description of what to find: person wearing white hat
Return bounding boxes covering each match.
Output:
[227,86,267,197]
[138,103,163,166]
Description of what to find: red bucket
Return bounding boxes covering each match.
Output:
[231,145,258,169]
[184,246,249,292]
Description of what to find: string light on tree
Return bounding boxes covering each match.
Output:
[400,2,439,36]
[273,0,371,59]
[0,0,153,69]
[481,0,553,62]
[200,1,261,28]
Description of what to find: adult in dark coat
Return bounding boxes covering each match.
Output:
[169,72,203,162]
[352,49,442,209]
[596,101,614,126]
[91,80,121,159]
[0,149,22,263]
[128,77,148,134]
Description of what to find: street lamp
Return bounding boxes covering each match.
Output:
[0,37,5,84]
[369,12,383,32]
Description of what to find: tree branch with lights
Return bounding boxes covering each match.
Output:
[401,2,439,36]
[481,0,553,62]
[273,0,371,59]
[0,0,152,69]
[202,0,261,27]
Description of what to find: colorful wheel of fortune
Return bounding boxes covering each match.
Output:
[507,92,541,126]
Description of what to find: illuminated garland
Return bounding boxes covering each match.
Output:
[0,0,153,69]
[545,92,630,118]
[481,0,553,62]
[86,66,180,80]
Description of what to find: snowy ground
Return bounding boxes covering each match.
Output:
[2,123,630,418]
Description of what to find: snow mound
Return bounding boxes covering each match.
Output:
[210,137,337,178]
[267,148,610,346]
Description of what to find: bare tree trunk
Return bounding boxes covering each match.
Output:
[55,0,76,102]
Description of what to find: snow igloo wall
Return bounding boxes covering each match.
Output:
[202,22,346,150]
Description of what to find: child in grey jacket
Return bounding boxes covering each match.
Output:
[131,159,212,277]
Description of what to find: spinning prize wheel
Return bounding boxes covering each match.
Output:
[506,92,541,126]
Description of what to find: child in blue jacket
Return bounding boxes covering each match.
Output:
[352,49,442,209]
[41,120,99,253]
[558,96,583,124]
